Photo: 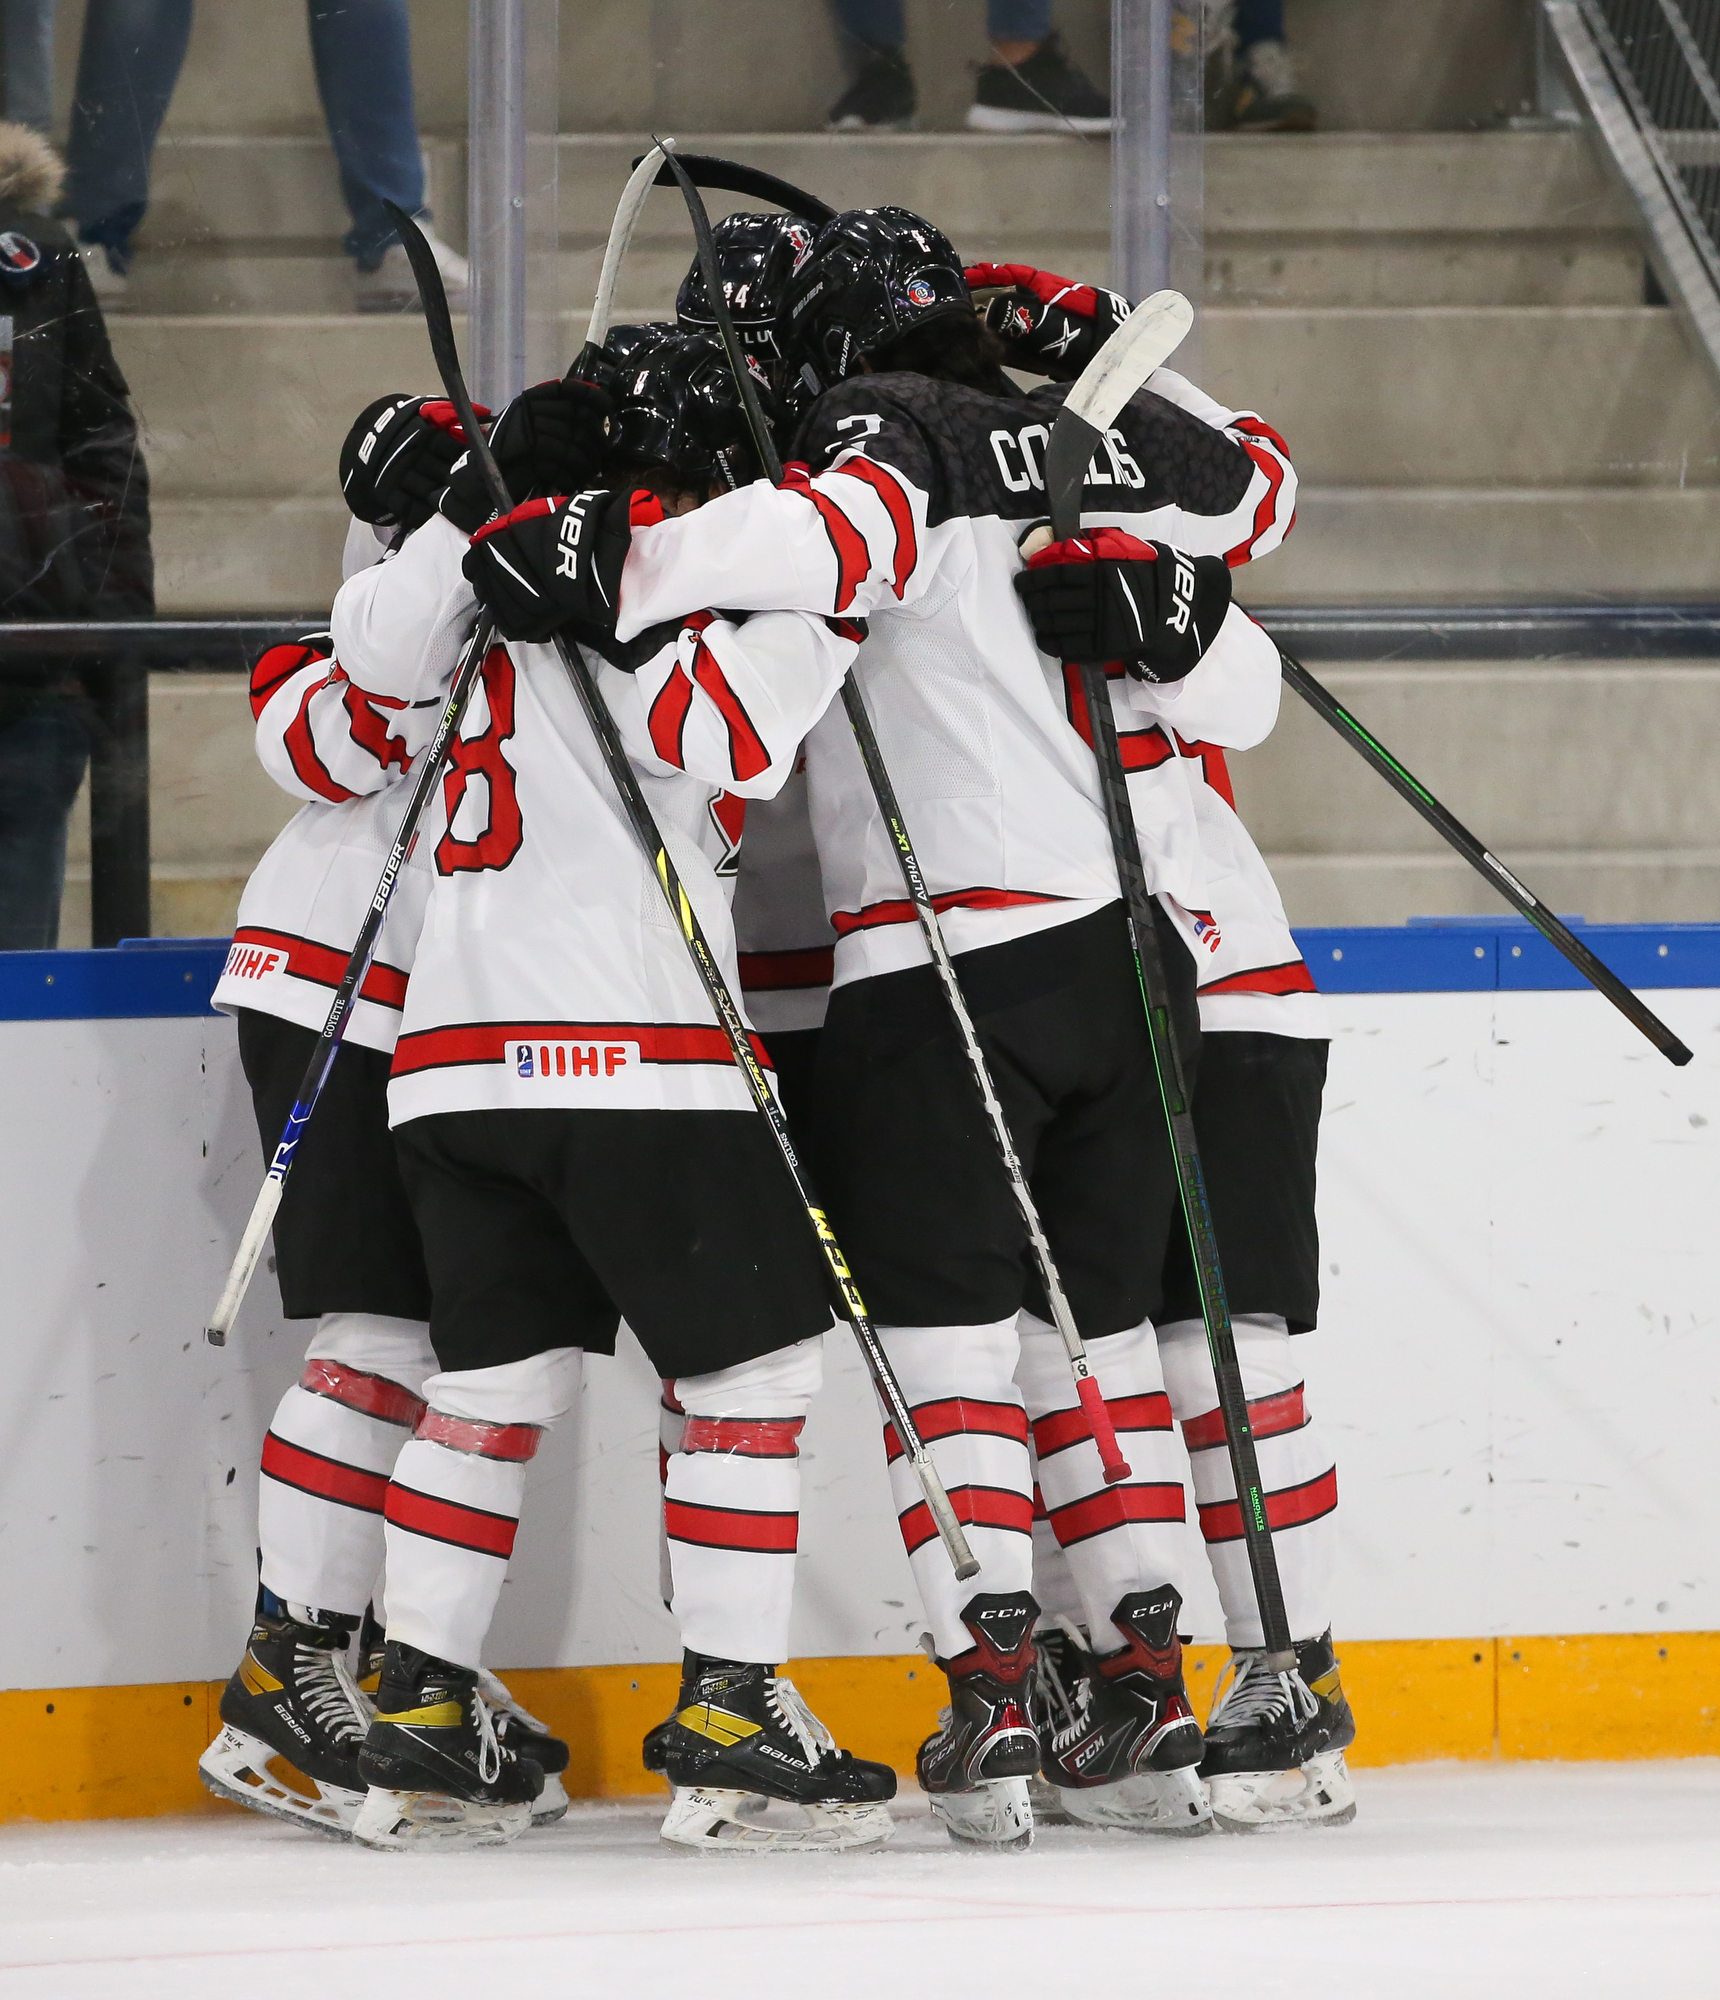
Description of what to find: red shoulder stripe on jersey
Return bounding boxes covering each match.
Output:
[833,455,916,598]
[680,1416,805,1458]
[249,640,328,721]
[1224,429,1290,568]
[1046,1481,1187,1547]
[1198,960,1318,999]
[832,887,1070,937]
[897,1483,1034,1555]
[299,1358,425,1428]
[384,1481,519,1558]
[260,1432,388,1514]
[228,925,410,1012]
[1062,665,1176,773]
[648,662,696,768]
[1032,1391,1171,1459]
[1198,1466,1336,1544]
[664,1498,798,1554]
[738,945,835,992]
[781,463,870,612]
[390,1018,774,1077]
[1232,413,1293,461]
[690,629,771,781]
[1175,733,1235,808]
[414,1410,544,1462]
[1181,1384,1307,1452]
[282,669,359,804]
[882,1396,1029,1462]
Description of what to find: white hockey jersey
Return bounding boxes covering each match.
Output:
[731,762,834,1035]
[328,512,856,1124]
[617,369,1284,991]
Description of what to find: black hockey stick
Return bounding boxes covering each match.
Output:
[634,150,836,226]
[383,195,978,1583]
[660,145,1135,1485]
[1274,654,1691,1066]
[1045,291,1302,1676]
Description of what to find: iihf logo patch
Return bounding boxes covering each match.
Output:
[905,277,937,308]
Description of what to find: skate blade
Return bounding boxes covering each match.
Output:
[198,1725,361,1840]
[530,1773,571,1827]
[661,1786,894,1854]
[1058,1764,1213,1836]
[351,1785,533,1851]
[929,1777,1034,1852]
[1208,1750,1356,1833]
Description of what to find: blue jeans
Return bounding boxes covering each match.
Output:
[1234,0,1285,52]
[1,0,57,131]
[0,702,91,952]
[831,0,1054,53]
[62,0,426,267]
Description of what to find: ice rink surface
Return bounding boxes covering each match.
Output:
[2,1763,1716,2000]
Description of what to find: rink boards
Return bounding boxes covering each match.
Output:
[1,932,1717,1820]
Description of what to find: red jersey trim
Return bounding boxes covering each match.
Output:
[282,669,359,805]
[228,926,410,1013]
[782,463,870,613]
[738,945,835,992]
[689,627,771,782]
[833,887,1070,938]
[250,640,329,721]
[1224,422,1292,567]
[260,1432,388,1515]
[648,662,695,768]
[1198,1466,1337,1545]
[832,455,917,599]
[390,1018,773,1078]
[1198,960,1318,999]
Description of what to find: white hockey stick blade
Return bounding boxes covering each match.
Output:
[585,140,671,351]
[1063,289,1193,437]
[205,1174,283,1345]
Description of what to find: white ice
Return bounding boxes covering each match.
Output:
[2,1763,1716,2000]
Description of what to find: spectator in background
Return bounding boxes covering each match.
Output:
[0,121,151,949]
[1209,0,1317,132]
[2,0,467,313]
[827,0,1112,132]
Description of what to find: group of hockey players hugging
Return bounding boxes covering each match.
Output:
[199,179,1356,1856]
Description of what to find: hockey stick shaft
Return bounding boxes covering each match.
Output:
[1277,652,1692,1067]
[388,194,977,1582]
[661,145,1131,1483]
[583,143,667,358]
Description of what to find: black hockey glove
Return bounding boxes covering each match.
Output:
[462,488,639,645]
[440,379,613,535]
[965,263,1131,383]
[1015,528,1232,683]
[340,393,489,533]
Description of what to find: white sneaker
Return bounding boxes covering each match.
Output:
[355,223,468,315]
[77,241,129,310]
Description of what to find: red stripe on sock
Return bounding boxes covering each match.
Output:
[384,1481,519,1558]
[897,1483,1033,1555]
[1033,1391,1171,1458]
[414,1409,543,1461]
[664,1499,799,1554]
[1182,1385,1307,1454]
[260,1432,388,1514]
[299,1358,425,1429]
[680,1416,804,1458]
[1198,1466,1337,1545]
[883,1397,1028,1462]
[1047,1481,1187,1547]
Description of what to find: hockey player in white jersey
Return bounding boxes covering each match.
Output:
[198,386,605,1838]
[463,207,1289,1849]
[330,328,898,1852]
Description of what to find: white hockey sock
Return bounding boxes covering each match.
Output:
[658,1378,684,1612]
[665,1336,823,1665]
[381,1347,582,1669]
[256,1312,436,1617]
[1016,1312,1187,1652]
[878,1320,1034,1661]
[1158,1314,1337,1647]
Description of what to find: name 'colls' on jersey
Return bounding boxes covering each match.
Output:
[328,513,856,1123]
[617,369,1285,987]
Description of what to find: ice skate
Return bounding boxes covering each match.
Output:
[198,1597,371,1838]
[353,1641,543,1850]
[918,1592,1043,1852]
[1201,1630,1357,1832]
[652,1654,896,1853]
[478,1668,571,1826]
[1035,1592,1212,1836]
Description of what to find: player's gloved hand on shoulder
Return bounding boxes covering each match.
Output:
[462,488,645,645]
[340,392,490,532]
[440,379,614,536]
[1015,527,1232,684]
[965,263,1131,383]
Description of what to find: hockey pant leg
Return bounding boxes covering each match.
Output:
[1157,1313,1337,1647]
[664,1336,824,1666]
[1016,1312,1187,1652]
[381,1348,583,1668]
[257,1312,437,1617]
[878,1321,1034,1661]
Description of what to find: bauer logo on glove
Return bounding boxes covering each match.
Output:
[1013,526,1232,684]
[462,487,637,646]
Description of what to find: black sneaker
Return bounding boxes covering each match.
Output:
[1210,39,1317,133]
[918,1592,1042,1850]
[1036,1590,1212,1835]
[198,1598,371,1838]
[353,1642,544,1849]
[652,1653,896,1851]
[828,47,917,131]
[1200,1629,1357,1830]
[967,33,1112,134]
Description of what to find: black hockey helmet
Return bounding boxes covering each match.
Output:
[784,206,970,390]
[600,325,775,492]
[676,209,819,364]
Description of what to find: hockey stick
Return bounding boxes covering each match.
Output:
[1275,655,1692,1066]
[1046,290,1303,1676]
[660,146,1134,1486]
[384,194,978,1583]
[203,610,497,1345]
[581,142,667,363]
[635,150,836,227]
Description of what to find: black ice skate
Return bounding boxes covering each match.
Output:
[353,1641,544,1850]
[198,1597,371,1838]
[1200,1629,1357,1832]
[1036,1589,1212,1836]
[918,1591,1042,1852]
[651,1653,897,1852]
